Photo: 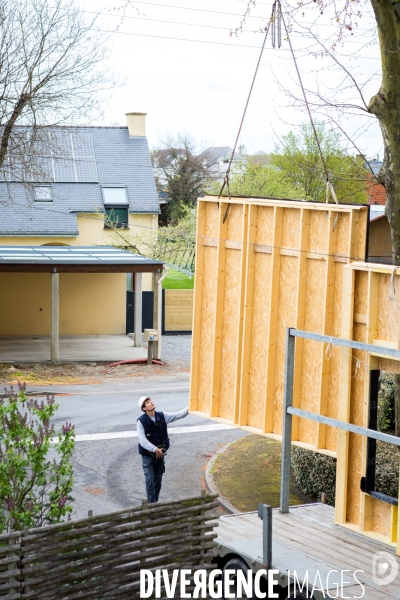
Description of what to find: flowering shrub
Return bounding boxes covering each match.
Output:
[0,384,75,532]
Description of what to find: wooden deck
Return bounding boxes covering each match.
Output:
[215,503,399,599]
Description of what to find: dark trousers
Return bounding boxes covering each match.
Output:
[142,455,165,503]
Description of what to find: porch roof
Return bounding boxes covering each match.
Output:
[0,246,163,273]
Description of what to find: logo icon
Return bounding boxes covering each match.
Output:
[372,551,399,586]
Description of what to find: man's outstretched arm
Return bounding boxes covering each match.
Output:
[164,408,189,424]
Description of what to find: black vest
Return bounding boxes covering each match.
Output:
[138,411,170,456]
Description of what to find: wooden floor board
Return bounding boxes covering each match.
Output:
[216,504,400,599]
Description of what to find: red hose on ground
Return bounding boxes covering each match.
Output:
[107,358,164,367]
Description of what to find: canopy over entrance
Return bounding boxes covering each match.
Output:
[0,246,162,273]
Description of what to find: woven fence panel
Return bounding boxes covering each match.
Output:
[0,493,218,599]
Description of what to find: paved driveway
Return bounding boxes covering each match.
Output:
[37,374,247,519]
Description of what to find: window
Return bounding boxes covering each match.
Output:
[102,186,129,228]
[34,186,52,202]
[102,186,128,205]
[104,207,128,228]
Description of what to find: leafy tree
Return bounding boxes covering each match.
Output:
[271,123,367,203]
[208,161,300,198]
[0,384,75,532]
[153,135,214,223]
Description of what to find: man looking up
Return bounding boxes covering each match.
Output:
[137,396,189,503]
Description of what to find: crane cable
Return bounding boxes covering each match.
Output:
[219,0,339,221]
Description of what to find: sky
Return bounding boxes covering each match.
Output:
[86,0,383,158]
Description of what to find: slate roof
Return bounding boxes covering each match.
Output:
[0,127,160,236]
[367,160,383,177]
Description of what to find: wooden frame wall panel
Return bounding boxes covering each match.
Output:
[210,202,229,417]
[335,266,354,525]
[291,208,309,441]
[264,206,283,433]
[218,204,245,421]
[189,200,207,412]
[317,210,338,449]
[238,204,257,426]
[195,201,219,414]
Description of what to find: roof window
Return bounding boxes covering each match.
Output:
[34,186,52,202]
[102,186,128,205]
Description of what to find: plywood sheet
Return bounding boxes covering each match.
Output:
[219,248,242,420]
[204,201,219,237]
[308,210,329,253]
[272,255,298,435]
[247,253,272,429]
[336,212,350,257]
[377,273,400,346]
[255,206,274,245]
[298,258,326,445]
[197,245,217,413]
[325,262,344,451]
[281,207,300,249]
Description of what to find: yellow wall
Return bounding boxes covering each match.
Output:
[0,272,126,335]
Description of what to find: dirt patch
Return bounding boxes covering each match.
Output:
[212,435,312,512]
[0,361,190,386]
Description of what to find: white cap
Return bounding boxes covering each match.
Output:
[138,396,150,410]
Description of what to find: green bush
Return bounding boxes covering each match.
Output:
[378,372,395,432]
[0,384,75,532]
[291,447,337,506]
[291,442,400,506]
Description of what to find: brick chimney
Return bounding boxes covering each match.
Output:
[126,112,146,137]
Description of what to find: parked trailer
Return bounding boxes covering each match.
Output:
[210,329,400,599]
[212,503,399,599]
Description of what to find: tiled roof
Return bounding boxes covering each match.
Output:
[0,127,160,236]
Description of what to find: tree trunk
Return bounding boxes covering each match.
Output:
[368,1,400,434]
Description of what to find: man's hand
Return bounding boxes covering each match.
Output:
[154,447,164,459]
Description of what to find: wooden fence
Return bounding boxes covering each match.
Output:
[0,493,218,599]
[163,289,194,333]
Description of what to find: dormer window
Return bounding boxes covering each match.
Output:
[102,185,129,228]
[34,185,52,202]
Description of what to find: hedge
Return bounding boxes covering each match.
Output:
[291,442,399,506]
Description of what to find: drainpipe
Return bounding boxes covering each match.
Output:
[156,266,169,360]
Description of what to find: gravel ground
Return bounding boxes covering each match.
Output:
[154,334,192,367]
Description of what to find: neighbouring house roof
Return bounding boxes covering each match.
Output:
[370,205,385,221]
[0,127,160,236]
[368,160,383,177]
[0,245,163,273]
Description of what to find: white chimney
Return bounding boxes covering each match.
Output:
[126,112,146,137]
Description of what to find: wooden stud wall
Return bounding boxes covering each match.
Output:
[190,196,368,455]
[336,262,400,552]
[190,196,400,551]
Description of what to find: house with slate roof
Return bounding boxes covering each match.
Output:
[0,113,161,337]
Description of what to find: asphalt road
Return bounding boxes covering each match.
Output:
[32,375,248,519]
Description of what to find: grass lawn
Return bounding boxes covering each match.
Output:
[162,269,194,289]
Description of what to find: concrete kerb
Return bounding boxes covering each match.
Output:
[204,440,240,514]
